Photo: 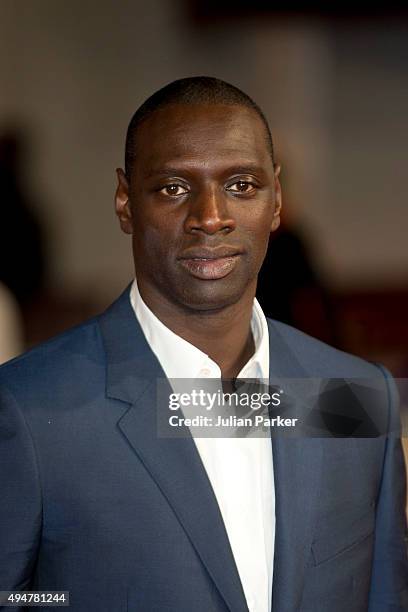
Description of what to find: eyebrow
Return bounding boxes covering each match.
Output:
[144,162,268,179]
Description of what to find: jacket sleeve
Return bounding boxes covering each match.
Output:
[0,385,42,595]
[368,366,408,610]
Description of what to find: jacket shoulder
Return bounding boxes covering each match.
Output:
[0,315,104,396]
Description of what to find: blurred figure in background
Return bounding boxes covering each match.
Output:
[256,185,338,346]
[0,128,46,306]
[0,281,23,364]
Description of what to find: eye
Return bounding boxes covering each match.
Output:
[227,180,257,194]
[159,183,189,197]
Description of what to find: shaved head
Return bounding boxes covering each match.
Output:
[125,76,275,179]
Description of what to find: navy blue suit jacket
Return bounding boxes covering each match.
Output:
[1,286,407,611]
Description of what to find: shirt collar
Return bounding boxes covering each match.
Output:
[130,279,269,381]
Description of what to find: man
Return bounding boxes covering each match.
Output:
[0,77,407,612]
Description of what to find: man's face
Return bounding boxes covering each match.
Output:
[115,103,281,312]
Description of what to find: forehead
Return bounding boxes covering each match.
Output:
[133,103,272,175]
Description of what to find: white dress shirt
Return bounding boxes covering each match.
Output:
[130,279,275,612]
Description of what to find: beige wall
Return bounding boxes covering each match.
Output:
[1,1,407,303]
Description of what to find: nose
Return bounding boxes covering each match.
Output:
[184,185,236,235]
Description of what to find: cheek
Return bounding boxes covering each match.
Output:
[131,213,181,270]
[242,207,273,253]
[132,209,166,246]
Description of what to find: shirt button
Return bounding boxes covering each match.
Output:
[200,368,211,377]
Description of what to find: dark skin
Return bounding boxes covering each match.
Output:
[115,103,282,378]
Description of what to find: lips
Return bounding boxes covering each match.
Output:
[178,246,243,280]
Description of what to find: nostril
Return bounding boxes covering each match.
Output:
[184,211,236,235]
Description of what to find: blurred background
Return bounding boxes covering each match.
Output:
[0,3,407,373]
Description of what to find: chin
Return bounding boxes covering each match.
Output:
[177,281,250,313]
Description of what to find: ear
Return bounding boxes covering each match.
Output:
[271,163,282,232]
[115,168,133,234]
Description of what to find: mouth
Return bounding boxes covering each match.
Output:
[179,256,240,280]
[178,247,243,281]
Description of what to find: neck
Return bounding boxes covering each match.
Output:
[138,281,256,379]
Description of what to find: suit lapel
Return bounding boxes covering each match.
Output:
[267,321,323,612]
[271,438,323,611]
[98,287,248,612]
